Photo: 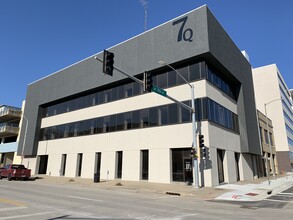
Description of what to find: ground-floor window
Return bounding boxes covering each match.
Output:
[116,151,123,179]
[95,152,101,174]
[217,149,225,183]
[60,154,67,176]
[141,150,149,180]
[76,153,83,177]
[172,148,192,183]
[235,153,240,181]
[38,155,48,174]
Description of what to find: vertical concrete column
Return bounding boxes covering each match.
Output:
[223,150,237,183]
[239,153,254,181]
[203,146,219,187]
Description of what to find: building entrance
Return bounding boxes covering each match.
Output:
[172,148,193,183]
[38,155,48,174]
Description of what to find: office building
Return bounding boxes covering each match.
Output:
[18,5,261,187]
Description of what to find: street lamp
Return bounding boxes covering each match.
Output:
[21,114,28,165]
[158,61,199,188]
[264,98,282,180]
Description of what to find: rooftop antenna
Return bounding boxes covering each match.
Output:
[140,0,148,31]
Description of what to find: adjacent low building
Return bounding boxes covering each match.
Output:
[257,110,278,176]
[18,5,261,187]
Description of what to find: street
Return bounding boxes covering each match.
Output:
[0,179,292,219]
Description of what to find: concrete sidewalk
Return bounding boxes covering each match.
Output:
[31,173,293,201]
[214,173,293,201]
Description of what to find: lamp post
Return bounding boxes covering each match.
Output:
[21,114,28,165]
[264,98,282,180]
[158,61,199,188]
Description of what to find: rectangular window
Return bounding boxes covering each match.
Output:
[60,154,67,176]
[116,151,123,179]
[109,115,117,132]
[117,85,125,100]
[259,127,263,142]
[98,91,105,104]
[141,150,149,180]
[82,120,91,135]
[93,92,99,106]
[116,113,124,131]
[95,118,103,134]
[132,110,140,129]
[104,89,112,103]
[189,63,200,81]
[133,81,142,96]
[111,87,118,102]
[157,72,167,88]
[73,123,79,136]
[95,152,101,174]
[168,103,178,124]
[167,70,177,87]
[124,112,132,130]
[180,101,191,123]
[124,83,133,98]
[269,132,274,145]
[159,105,168,125]
[264,129,269,144]
[177,66,189,85]
[141,109,149,128]
[76,153,83,177]
[149,107,158,126]
[103,116,110,133]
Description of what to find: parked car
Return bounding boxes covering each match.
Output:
[0,164,31,181]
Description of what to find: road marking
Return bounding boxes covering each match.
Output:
[0,198,27,206]
[0,211,59,219]
[67,195,103,202]
[0,207,27,212]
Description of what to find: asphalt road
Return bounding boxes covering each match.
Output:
[0,179,292,219]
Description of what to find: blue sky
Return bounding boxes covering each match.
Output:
[0,0,292,107]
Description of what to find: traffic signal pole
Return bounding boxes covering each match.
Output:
[191,84,199,188]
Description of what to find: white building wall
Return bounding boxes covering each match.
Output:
[31,79,256,187]
[253,65,291,152]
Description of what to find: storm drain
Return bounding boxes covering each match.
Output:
[166,192,181,196]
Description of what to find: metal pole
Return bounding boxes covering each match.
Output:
[191,85,199,188]
[159,61,199,188]
[264,103,276,180]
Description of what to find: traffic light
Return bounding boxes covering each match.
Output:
[190,148,194,157]
[190,147,197,158]
[103,50,114,76]
[198,134,205,159]
[144,71,153,92]
[198,134,204,148]
[201,146,207,159]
